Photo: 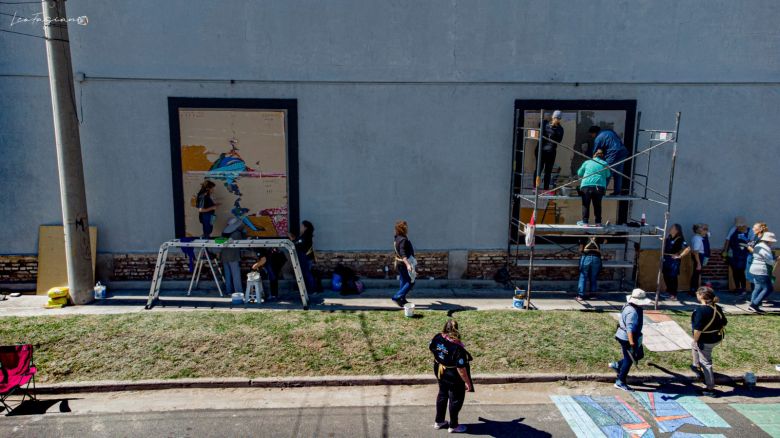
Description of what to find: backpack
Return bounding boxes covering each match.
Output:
[333,264,362,295]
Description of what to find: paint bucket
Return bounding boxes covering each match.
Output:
[231,292,244,305]
[404,303,415,317]
[512,292,525,309]
[744,372,756,388]
[93,282,106,300]
[513,289,526,309]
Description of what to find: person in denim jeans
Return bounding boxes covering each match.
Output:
[747,229,776,313]
[577,237,603,302]
[610,289,651,391]
[392,220,416,307]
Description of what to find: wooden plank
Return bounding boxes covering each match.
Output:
[36,225,97,295]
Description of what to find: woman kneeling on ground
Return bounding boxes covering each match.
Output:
[429,319,474,433]
[690,286,727,397]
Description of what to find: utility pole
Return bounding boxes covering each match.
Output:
[42,0,94,304]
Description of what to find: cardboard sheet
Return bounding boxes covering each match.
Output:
[612,312,693,351]
[36,225,97,295]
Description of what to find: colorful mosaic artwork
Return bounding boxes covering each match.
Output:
[552,395,654,438]
[632,392,729,433]
[668,433,726,438]
[730,403,780,437]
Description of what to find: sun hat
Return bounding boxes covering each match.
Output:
[626,288,652,306]
[760,232,777,243]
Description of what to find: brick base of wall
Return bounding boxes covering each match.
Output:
[0,249,747,285]
[466,249,625,281]
[0,256,38,283]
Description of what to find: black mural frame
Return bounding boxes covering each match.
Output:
[511,99,637,243]
[168,97,299,239]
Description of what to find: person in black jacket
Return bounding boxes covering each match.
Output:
[662,224,691,300]
[534,110,564,191]
[429,319,474,433]
[290,220,316,294]
[690,286,727,397]
[392,220,416,307]
[196,180,218,238]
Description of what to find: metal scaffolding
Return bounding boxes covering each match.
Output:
[507,110,682,310]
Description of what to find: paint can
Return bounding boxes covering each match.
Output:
[744,372,757,388]
[513,288,526,309]
[404,303,415,317]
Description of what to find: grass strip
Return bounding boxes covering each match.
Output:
[0,310,777,383]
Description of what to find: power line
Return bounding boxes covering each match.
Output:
[0,27,68,42]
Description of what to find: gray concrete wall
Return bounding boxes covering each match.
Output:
[1,0,778,254]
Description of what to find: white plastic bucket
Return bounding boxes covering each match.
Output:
[93,282,107,300]
[513,289,526,309]
[403,303,415,317]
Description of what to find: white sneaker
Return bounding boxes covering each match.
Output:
[433,422,448,430]
[448,424,467,433]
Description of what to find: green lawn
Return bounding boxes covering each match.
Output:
[1,310,778,383]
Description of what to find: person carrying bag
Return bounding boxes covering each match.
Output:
[690,286,727,397]
[609,289,651,391]
[429,319,474,434]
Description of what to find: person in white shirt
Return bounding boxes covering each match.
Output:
[689,224,711,294]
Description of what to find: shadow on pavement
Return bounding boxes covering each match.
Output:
[5,398,75,416]
[465,416,552,437]
[644,362,780,399]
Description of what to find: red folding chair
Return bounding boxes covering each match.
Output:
[0,344,37,413]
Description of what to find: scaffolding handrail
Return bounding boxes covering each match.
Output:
[520,130,676,200]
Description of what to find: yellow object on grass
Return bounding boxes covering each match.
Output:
[47,286,69,299]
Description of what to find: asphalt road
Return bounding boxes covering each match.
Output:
[3,402,775,437]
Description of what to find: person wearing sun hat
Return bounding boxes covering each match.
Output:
[609,288,651,391]
[747,230,776,313]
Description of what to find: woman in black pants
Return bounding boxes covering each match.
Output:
[429,319,474,433]
[662,224,690,300]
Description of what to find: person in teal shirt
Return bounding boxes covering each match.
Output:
[577,150,611,226]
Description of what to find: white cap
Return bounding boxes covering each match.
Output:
[552,110,562,119]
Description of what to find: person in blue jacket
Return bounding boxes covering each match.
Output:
[589,126,629,195]
[576,149,610,226]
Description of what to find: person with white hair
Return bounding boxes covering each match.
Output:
[609,289,651,391]
[747,229,776,313]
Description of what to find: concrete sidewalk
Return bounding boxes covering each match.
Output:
[1,284,777,317]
